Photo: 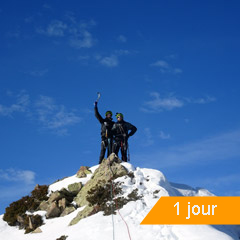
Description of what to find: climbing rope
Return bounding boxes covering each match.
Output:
[108,163,132,240]
[110,176,115,240]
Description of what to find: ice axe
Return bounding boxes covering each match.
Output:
[96,92,101,103]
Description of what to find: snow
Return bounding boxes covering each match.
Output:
[48,165,99,194]
[0,163,239,240]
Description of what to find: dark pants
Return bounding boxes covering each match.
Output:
[99,138,113,164]
[112,140,128,162]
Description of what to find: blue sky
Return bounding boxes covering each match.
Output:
[1,0,240,214]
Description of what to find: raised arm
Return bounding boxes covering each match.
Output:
[94,103,104,124]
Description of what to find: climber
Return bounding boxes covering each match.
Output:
[94,101,115,164]
[112,113,137,162]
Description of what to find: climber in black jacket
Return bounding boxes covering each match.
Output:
[94,101,115,164]
[112,113,137,162]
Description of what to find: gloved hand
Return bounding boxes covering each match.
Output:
[94,101,98,107]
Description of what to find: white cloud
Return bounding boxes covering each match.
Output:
[117,35,127,43]
[143,128,154,146]
[141,92,184,112]
[173,68,183,74]
[150,60,182,74]
[0,169,35,185]
[151,60,169,69]
[0,92,82,136]
[28,68,49,77]
[100,55,119,67]
[141,92,216,113]
[77,55,90,61]
[37,20,67,37]
[47,21,67,36]
[69,30,95,48]
[191,96,216,104]
[66,20,97,49]
[0,91,30,117]
[37,18,96,49]
[35,95,81,135]
[141,128,170,146]
[135,129,240,169]
[114,49,130,56]
[97,49,130,68]
[159,130,171,140]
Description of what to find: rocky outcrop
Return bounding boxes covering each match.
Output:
[70,153,128,225]
[58,198,68,209]
[3,185,48,233]
[24,215,43,234]
[60,206,75,217]
[69,205,96,225]
[45,190,76,218]
[76,166,92,178]
[3,153,130,231]
[68,182,82,195]
[46,202,61,219]
[32,227,42,233]
[39,201,49,211]
[74,153,127,208]
[56,235,68,240]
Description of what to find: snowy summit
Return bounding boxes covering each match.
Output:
[0,154,239,240]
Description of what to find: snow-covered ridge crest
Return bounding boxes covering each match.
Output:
[0,154,239,240]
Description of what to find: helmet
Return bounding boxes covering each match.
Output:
[105,111,112,116]
[115,112,124,118]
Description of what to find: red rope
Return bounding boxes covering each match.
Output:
[111,180,132,240]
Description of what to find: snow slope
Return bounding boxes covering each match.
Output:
[0,163,239,240]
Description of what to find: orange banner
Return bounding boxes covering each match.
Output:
[141,196,240,225]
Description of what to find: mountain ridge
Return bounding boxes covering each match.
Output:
[0,154,239,240]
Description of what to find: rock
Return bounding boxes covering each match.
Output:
[56,235,68,240]
[46,202,61,219]
[70,153,128,225]
[34,184,40,190]
[32,227,42,233]
[68,182,82,195]
[58,198,68,210]
[39,200,49,211]
[74,153,127,208]
[69,205,95,226]
[59,188,75,202]
[60,206,75,217]
[29,216,33,230]
[107,153,122,164]
[16,215,25,229]
[48,191,64,203]
[76,166,92,178]
[43,189,74,218]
